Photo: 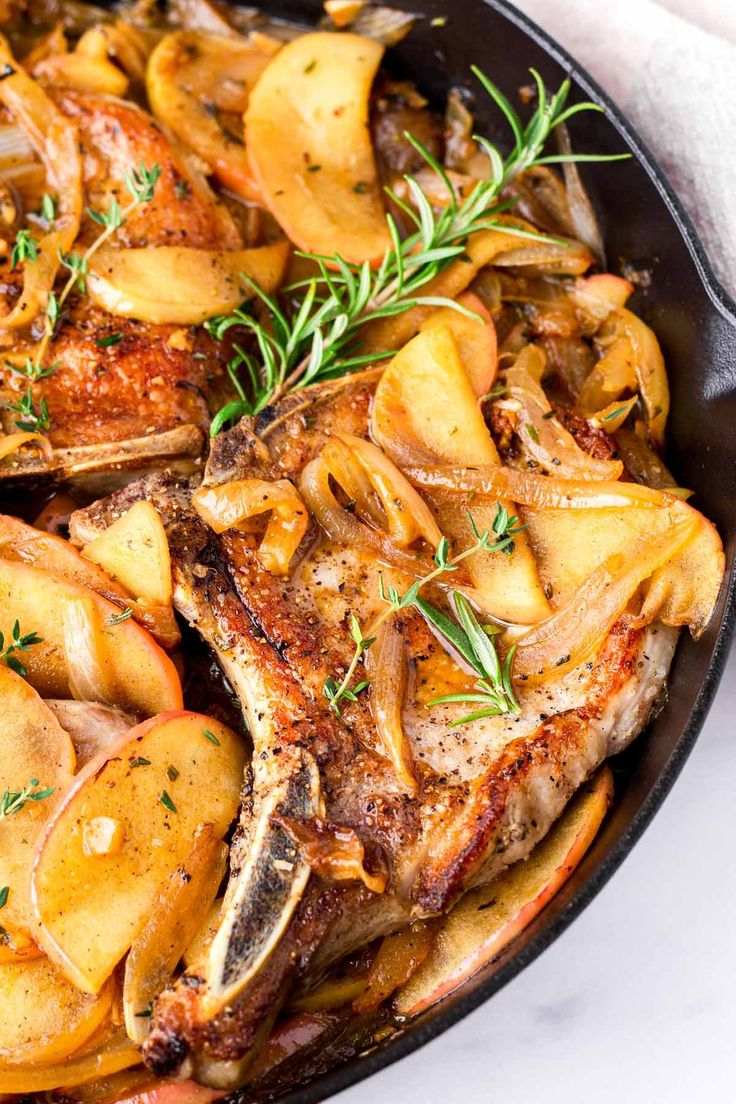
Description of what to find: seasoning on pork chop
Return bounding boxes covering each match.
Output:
[70,373,677,1087]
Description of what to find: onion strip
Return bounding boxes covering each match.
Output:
[510,512,697,683]
[0,36,83,332]
[0,432,53,463]
[192,478,309,576]
[366,617,417,795]
[505,346,624,480]
[333,432,442,550]
[299,456,436,578]
[405,463,685,511]
[62,595,115,704]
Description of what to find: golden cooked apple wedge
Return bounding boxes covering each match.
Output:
[245,32,391,264]
[0,1029,140,1092]
[0,956,113,1068]
[32,711,245,994]
[123,824,227,1042]
[82,501,173,610]
[147,29,280,203]
[372,325,551,624]
[395,766,614,1017]
[419,290,498,398]
[0,511,178,648]
[0,668,75,963]
[87,242,290,326]
[0,559,182,714]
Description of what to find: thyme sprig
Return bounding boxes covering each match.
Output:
[30,162,162,376]
[0,619,43,676]
[207,67,627,434]
[0,778,55,819]
[10,228,38,270]
[420,591,519,724]
[323,505,523,715]
[4,384,50,432]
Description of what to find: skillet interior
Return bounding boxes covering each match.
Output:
[213,1,735,1100]
[3,0,733,1099]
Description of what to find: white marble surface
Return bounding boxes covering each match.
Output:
[338,1,736,1100]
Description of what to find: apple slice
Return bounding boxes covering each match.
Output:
[0,512,179,649]
[182,898,222,969]
[123,824,227,1042]
[0,512,132,606]
[117,1082,227,1104]
[82,501,173,608]
[32,711,245,993]
[0,668,75,963]
[147,29,280,204]
[0,1028,140,1092]
[0,558,182,715]
[0,956,113,1067]
[372,325,551,624]
[395,766,614,1016]
[87,242,291,326]
[245,32,391,264]
[419,291,497,398]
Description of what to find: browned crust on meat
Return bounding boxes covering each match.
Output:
[56,90,243,250]
[413,619,642,911]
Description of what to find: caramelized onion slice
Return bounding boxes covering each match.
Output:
[366,617,417,795]
[352,922,436,1013]
[123,824,227,1043]
[0,432,53,463]
[299,455,435,578]
[505,346,623,481]
[275,814,387,894]
[334,432,442,550]
[62,595,115,704]
[577,335,636,414]
[0,36,83,332]
[192,478,309,576]
[510,511,697,684]
[406,463,681,511]
[590,308,669,447]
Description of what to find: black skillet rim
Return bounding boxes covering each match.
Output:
[230,0,736,1100]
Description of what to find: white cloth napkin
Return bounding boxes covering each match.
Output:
[513,0,736,295]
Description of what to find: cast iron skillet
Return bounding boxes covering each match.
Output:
[221,0,736,1101]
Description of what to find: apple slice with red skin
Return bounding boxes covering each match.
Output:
[0,512,179,649]
[395,766,614,1017]
[419,290,497,398]
[0,558,182,715]
[115,1083,227,1104]
[32,711,245,993]
[0,667,75,963]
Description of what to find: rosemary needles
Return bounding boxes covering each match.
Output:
[207,65,627,434]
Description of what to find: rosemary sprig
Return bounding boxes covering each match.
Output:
[0,778,55,819]
[420,591,519,725]
[324,505,523,714]
[207,67,627,434]
[0,620,43,676]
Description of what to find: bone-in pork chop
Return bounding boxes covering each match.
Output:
[70,374,676,1087]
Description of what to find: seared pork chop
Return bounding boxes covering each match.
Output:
[0,91,242,485]
[70,375,676,1087]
